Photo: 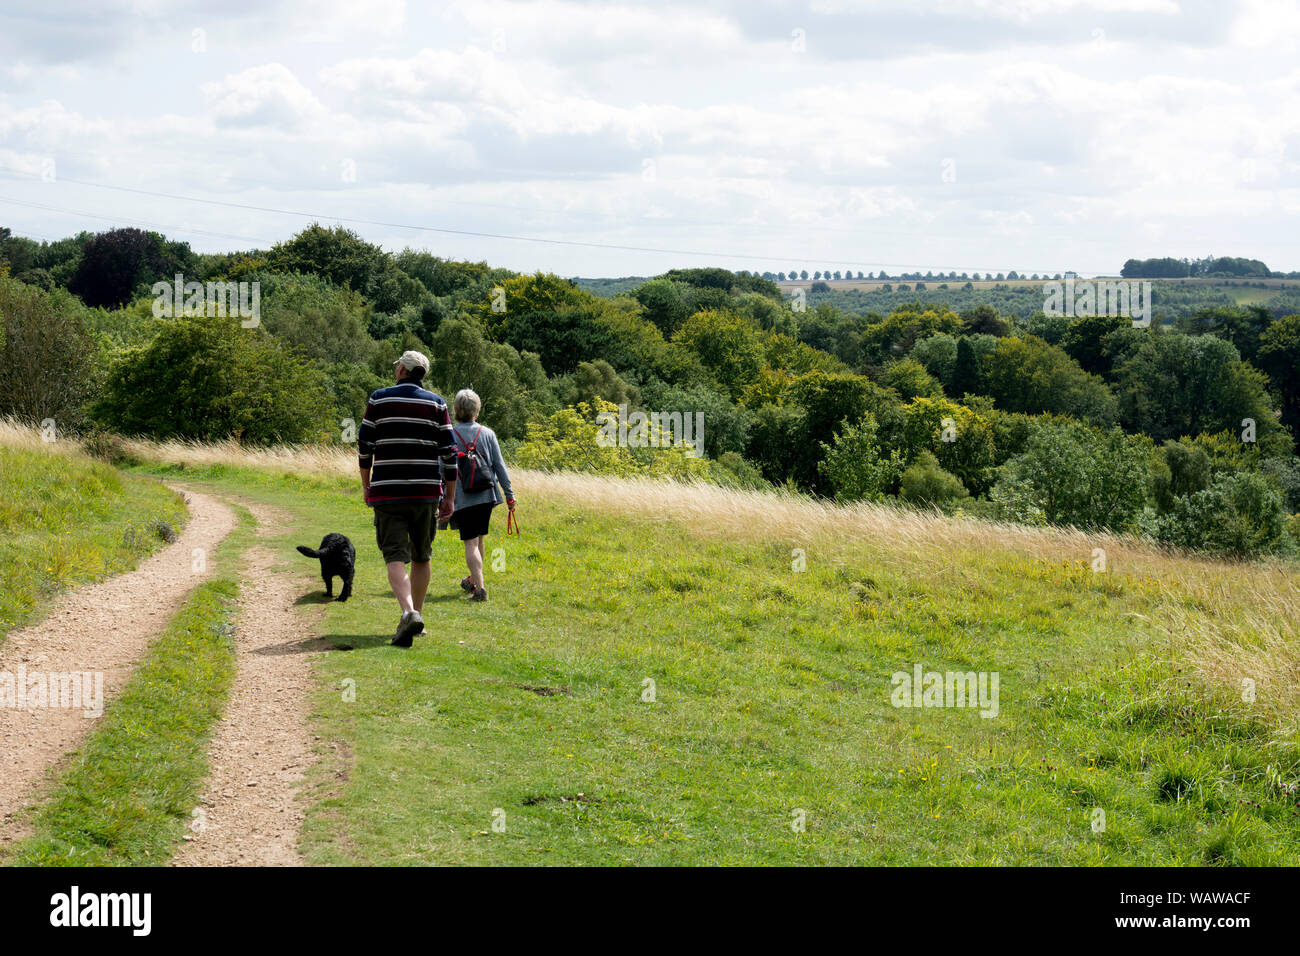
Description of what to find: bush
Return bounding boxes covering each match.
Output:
[94,316,335,444]
[1153,438,1212,511]
[818,415,904,502]
[880,358,943,400]
[1152,472,1290,558]
[253,271,377,366]
[513,401,709,480]
[710,451,768,489]
[898,397,997,495]
[1260,456,1300,513]
[0,275,99,429]
[899,450,969,506]
[81,430,137,467]
[991,421,1152,530]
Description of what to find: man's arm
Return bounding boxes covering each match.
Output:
[435,402,459,520]
[358,399,377,503]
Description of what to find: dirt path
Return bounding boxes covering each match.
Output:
[0,486,237,843]
[172,501,327,867]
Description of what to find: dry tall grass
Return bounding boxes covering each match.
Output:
[4,419,1297,724]
[1154,577,1300,729]
[115,432,1226,575]
[0,417,63,453]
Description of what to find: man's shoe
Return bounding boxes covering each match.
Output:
[391,610,424,647]
[470,587,488,602]
[460,576,475,593]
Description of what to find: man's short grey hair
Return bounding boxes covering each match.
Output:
[453,388,481,423]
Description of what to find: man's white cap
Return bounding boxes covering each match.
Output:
[394,350,430,375]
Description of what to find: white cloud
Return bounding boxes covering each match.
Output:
[201,63,328,128]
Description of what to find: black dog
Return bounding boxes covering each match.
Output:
[296,533,355,602]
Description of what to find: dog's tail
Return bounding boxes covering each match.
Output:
[296,545,322,559]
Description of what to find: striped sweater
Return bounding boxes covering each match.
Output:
[357,381,458,505]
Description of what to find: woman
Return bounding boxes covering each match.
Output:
[450,388,515,602]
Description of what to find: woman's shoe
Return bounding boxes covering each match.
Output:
[460,576,475,593]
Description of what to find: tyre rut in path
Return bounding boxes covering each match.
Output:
[0,486,237,844]
[172,500,328,867]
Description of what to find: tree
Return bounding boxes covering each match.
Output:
[673,310,765,401]
[554,359,637,412]
[960,304,1008,337]
[746,402,804,484]
[0,276,98,428]
[514,401,709,481]
[428,318,536,441]
[478,273,629,376]
[991,421,1152,530]
[1178,305,1272,361]
[899,397,997,494]
[1154,438,1212,510]
[634,278,692,336]
[94,316,334,443]
[394,250,491,297]
[880,359,943,401]
[1113,332,1288,452]
[950,337,982,397]
[982,336,1118,424]
[818,415,904,502]
[1059,312,1130,376]
[266,223,382,294]
[639,379,753,458]
[68,227,194,309]
[1256,314,1300,430]
[254,271,376,366]
[858,305,963,367]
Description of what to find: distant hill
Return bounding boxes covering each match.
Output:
[570,276,649,297]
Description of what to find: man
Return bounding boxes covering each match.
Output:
[358,350,457,647]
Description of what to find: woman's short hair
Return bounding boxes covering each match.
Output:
[453,388,481,423]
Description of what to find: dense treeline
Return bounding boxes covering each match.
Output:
[2,223,1299,558]
[1121,255,1278,278]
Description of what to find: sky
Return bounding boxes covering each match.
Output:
[1,0,1298,278]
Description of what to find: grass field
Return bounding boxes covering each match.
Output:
[0,422,187,648]
[3,424,1297,865]
[105,439,1300,866]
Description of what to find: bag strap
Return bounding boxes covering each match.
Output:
[454,424,483,454]
[507,508,520,537]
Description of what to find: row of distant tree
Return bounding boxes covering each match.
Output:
[1119,256,1298,278]
[750,255,1300,283]
[754,269,1054,282]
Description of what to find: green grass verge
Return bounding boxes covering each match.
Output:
[128,460,1300,866]
[3,505,257,866]
[0,442,186,646]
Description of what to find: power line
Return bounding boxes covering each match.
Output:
[0,169,1095,275]
[0,196,274,246]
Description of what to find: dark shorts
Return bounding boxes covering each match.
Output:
[456,503,494,541]
[373,501,436,564]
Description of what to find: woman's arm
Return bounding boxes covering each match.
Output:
[491,431,514,502]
